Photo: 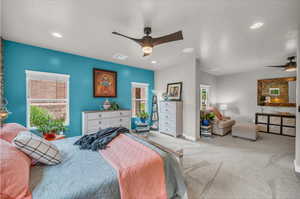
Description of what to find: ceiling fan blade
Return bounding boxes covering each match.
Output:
[264,65,285,68]
[152,31,183,46]
[285,62,297,68]
[112,32,142,45]
[143,52,151,57]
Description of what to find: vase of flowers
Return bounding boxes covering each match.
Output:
[102,99,111,110]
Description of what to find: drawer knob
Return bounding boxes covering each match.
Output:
[99,114,102,118]
[99,121,102,124]
[120,119,123,122]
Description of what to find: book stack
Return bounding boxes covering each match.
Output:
[135,122,150,133]
[200,125,212,137]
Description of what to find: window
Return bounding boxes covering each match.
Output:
[26,70,70,128]
[200,85,210,111]
[131,82,148,117]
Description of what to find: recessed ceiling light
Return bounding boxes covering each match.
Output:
[113,53,128,60]
[52,32,63,38]
[151,60,157,64]
[182,48,194,53]
[250,22,264,30]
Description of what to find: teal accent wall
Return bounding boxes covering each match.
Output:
[3,40,154,137]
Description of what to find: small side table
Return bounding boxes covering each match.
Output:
[135,122,150,133]
[200,125,213,137]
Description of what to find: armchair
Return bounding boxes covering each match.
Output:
[207,107,236,136]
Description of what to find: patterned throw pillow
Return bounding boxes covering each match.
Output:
[13,131,61,165]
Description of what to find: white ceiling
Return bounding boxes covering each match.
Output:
[2,0,300,75]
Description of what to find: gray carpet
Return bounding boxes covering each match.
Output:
[147,132,300,199]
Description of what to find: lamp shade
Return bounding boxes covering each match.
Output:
[219,104,228,111]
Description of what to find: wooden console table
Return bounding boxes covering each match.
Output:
[255,112,296,137]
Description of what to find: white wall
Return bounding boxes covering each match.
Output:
[216,68,297,122]
[295,30,300,173]
[197,61,217,105]
[155,53,198,140]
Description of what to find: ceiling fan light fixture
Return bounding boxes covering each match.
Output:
[284,66,297,72]
[142,46,153,54]
[250,22,264,30]
[51,32,63,38]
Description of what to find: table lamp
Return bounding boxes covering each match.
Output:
[219,104,228,116]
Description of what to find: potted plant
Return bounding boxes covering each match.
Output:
[30,106,67,140]
[137,111,149,123]
[201,112,215,126]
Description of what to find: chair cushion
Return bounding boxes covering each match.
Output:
[215,120,236,128]
[0,123,27,142]
[13,131,61,165]
[0,139,32,199]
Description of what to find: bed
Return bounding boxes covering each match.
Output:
[29,133,187,199]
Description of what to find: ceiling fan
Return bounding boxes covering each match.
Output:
[264,56,297,72]
[112,27,183,56]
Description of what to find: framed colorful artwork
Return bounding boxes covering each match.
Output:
[93,68,117,97]
[166,82,182,101]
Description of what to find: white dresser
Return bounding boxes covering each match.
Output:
[159,101,183,137]
[82,110,131,135]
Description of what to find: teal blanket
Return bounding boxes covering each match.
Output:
[29,134,186,199]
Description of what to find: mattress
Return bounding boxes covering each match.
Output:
[29,134,186,199]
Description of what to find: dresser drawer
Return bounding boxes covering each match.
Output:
[269,125,280,134]
[87,117,130,129]
[282,118,296,126]
[87,111,129,120]
[270,116,281,125]
[257,115,268,123]
[119,117,131,128]
[159,113,176,121]
[119,111,131,117]
[88,119,105,128]
[282,127,296,136]
[86,128,99,135]
[159,120,176,128]
[160,126,176,136]
[87,112,114,120]
[160,106,176,114]
[160,102,176,109]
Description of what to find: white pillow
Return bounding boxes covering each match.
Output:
[13,131,61,165]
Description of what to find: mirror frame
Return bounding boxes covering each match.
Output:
[257,77,296,107]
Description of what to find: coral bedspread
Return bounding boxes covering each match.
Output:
[100,134,167,199]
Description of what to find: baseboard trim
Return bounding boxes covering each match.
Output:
[183,135,197,142]
[294,160,300,173]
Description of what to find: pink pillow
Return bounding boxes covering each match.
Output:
[0,139,32,199]
[0,123,27,142]
[207,107,223,120]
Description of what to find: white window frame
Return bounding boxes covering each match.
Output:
[200,84,210,111]
[131,82,149,118]
[25,70,70,128]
